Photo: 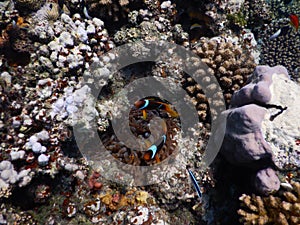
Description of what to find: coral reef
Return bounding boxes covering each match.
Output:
[219,65,300,194]
[0,14,33,66]
[15,0,45,15]
[242,0,272,30]
[0,0,299,224]
[238,181,300,225]
[230,65,300,169]
[78,0,145,33]
[29,12,114,76]
[259,18,300,80]
[192,36,256,106]
[113,1,188,45]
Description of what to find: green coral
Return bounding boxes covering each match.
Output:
[227,11,247,27]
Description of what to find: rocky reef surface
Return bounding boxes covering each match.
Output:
[0,0,299,224]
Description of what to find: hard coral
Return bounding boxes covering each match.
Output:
[228,65,300,170]
[0,16,33,66]
[243,0,272,30]
[113,1,188,45]
[219,65,300,194]
[192,37,256,107]
[82,0,145,33]
[15,0,45,15]
[259,18,300,80]
[98,189,153,212]
[238,181,300,225]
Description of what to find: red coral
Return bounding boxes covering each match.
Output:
[88,171,102,190]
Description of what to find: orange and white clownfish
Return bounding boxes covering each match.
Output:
[134,97,179,119]
[143,134,166,162]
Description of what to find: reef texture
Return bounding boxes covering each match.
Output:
[258,0,300,80]
[260,19,299,81]
[238,181,300,225]
[0,0,299,224]
[220,65,300,194]
[192,36,257,107]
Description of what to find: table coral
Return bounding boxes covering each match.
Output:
[238,181,300,225]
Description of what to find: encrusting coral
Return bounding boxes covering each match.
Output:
[238,181,300,225]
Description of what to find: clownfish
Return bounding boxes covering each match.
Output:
[289,14,299,32]
[134,97,179,119]
[187,167,202,202]
[143,134,166,162]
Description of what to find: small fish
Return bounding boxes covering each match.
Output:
[143,134,166,161]
[81,0,92,20]
[289,14,299,32]
[134,97,179,119]
[269,25,289,40]
[83,6,92,20]
[190,23,203,30]
[269,28,281,40]
[187,168,202,201]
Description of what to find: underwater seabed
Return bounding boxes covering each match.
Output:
[0,0,299,224]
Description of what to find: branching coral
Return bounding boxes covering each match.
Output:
[238,181,300,225]
[192,37,256,106]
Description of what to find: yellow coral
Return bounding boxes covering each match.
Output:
[99,189,153,211]
[238,181,300,225]
[135,191,149,204]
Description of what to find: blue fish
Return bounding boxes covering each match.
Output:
[187,168,202,201]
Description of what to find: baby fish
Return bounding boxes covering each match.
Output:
[187,168,202,201]
[143,134,166,161]
[289,14,299,32]
[134,97,179,119]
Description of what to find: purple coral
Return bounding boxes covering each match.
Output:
[230,65,289,107]
[254,167,280,195]
[220,65,293,195]
[221,104,273,166]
